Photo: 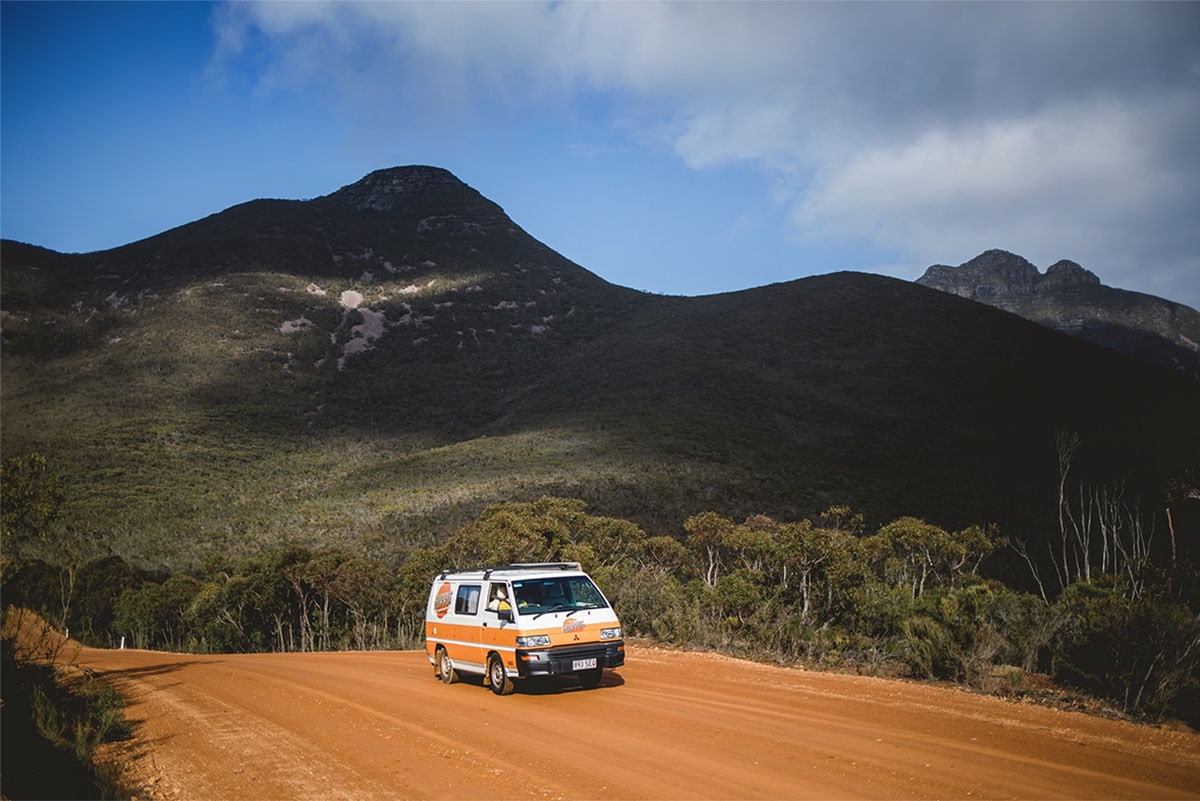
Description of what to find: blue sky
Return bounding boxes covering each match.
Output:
[3,2,1199,308]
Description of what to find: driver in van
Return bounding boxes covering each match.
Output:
[515,582,541,610]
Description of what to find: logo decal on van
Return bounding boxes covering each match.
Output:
[434,582,453,619]
[563,617,584,633]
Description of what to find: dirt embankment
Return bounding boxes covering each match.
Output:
[77,643,1199,800]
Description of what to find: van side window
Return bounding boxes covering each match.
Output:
[455,584,481,615]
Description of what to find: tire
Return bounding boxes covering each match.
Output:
[487,653,515,696]
[436,646,458,685]
[578,667,603,689]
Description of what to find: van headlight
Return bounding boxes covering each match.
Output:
[516,635,551,648]
[600,627,622,640]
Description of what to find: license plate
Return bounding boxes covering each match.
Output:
[572,658,598,671]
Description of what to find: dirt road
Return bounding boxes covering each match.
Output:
[77,643,1198,800]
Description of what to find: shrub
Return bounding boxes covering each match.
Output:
[1052,580,1200,723]
[902,615,957,679]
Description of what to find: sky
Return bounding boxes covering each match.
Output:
[3,1,1199,310]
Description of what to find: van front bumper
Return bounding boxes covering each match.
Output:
[515,641,625,678]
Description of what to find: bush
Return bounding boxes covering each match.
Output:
[1052,580,1200,723]
[902,614,958,680]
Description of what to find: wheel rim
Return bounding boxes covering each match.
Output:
[490,659,502,688]
[439,651,451,680]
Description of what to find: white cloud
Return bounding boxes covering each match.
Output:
[670,103,805,171]
[211,1,1200,307]
[795,93,1198,295]
[798,102,1138,249]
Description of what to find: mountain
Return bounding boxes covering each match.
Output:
[3,168,1198,573]
[916,249,1200,381]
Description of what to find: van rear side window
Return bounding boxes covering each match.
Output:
[455,585,481,615]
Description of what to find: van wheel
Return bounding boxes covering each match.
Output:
[487,654,515,696]
[436,647,458,685]
[578,667,603,689]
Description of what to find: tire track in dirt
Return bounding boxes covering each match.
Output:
[80,643,1200,800]
[208,655,568,798]
[99,658,401,800]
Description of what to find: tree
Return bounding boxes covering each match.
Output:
[68,557,139,647]
[573,513,648,572]
[332,556,393,650]
[51,521,115,637]
[1,454,115,635]
[870,517,953,599]
[113,575,202,650]
[819,505,864,535]
[776,520,837,623]
[724,516,778,575]
[186,571,267,653]
[237,549,308,652]
[305,550,348,652]
[448,497,580,565]
[0,452,64,545]
[1055,431,1082,589]
[713,569,764,629]
[640,536,687,577]
[283,553,320,653]
[683,511,736,587]
[395,547,450,647]
[1052,579,1200,720]
[1163,468,1199,569]
[1007,534,1052,604]
[157,574,203,649]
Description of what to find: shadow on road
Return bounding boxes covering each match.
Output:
[95,659,224,681]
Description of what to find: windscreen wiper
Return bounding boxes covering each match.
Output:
[534,604,574,620]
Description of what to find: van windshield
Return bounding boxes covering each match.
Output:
[512,575,608,615]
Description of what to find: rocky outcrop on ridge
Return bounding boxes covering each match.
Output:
[917,250,1200,381]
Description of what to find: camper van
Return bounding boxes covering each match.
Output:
[424,562,625,695]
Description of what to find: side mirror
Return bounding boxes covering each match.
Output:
[497,608,514,623]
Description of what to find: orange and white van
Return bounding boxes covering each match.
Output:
[425,562,625,695]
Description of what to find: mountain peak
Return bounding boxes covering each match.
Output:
[917,250,1102,301]
[325,165,485,214]
[919,249,1041,300]
[1041,259,1101,291]
[916,249,1200,381]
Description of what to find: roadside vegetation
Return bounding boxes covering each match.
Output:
[5,448,1198,728]
[0,607,132,800]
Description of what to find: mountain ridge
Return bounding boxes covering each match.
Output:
[917,249,1200,380]
[2,167,1197,572]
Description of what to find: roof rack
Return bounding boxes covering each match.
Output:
[437,562,582,580]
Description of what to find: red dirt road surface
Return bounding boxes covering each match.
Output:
[78,643,1199,800]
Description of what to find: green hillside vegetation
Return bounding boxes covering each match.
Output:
[1,174,1197,585]
[2,166,1199,724]
[4,187,1197,571]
